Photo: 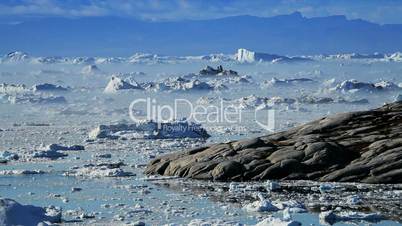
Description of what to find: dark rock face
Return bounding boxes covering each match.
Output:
[146,102,402,183]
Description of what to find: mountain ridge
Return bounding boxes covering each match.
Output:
[2,12,402,56]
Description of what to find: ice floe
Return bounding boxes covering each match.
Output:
[89,120,210,140]
[0,198,61,225]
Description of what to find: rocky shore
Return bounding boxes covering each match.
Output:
[146,102,402,183]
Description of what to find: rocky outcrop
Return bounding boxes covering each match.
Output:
[146,102,402,183]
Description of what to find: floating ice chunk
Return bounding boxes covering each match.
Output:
[65,166,134,178]
[262,77,315,87]
[0,151,19,162]
[32,83,69,92]
[255,216,301,226]
[233,95,295,110]
[199,65,239,77]
[33,144,83,159]
[81,64,101,75]
[89,120,210,140]
[266,180,281,192]
[7,94,67,104]
[104,76,143,93]
[188,219,240,226]
[386,52,402,62]
[32,150,67,159]
[273,200,306,213]
[319,211,383,225]
[0,198,61,225]
[243,193,279,212]
[394,94,402,102]
[1,51,30,63]
[329,79,401,93]
[237,48,311,63]
[0,83,28,94]
[46,143,85,151]
[346,195,363,205]
[319,183,335,193]
[0,170,45,175]
[144,77,227,92]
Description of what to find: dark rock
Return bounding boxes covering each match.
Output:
[146,102,402,183]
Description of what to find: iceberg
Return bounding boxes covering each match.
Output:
[89,120,210,140]
[199,65,239,77]
[237,48,312,63]
[1,51,30,63]
[329,79,401,93]
[262,77,315,86]
[104,76,143,93]
[143,77,227,92]
[81,64,101,75]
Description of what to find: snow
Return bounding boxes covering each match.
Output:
[0,198,61,226]
[104,76,143,93]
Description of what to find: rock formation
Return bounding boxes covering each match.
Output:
[146,102,402,183]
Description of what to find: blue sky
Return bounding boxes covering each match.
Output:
[0,0,402,24]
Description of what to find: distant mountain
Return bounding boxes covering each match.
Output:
[2,12,402,56]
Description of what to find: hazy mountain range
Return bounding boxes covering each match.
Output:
[2,12,402,56]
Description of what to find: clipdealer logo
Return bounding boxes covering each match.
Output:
[129,97,275,132]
